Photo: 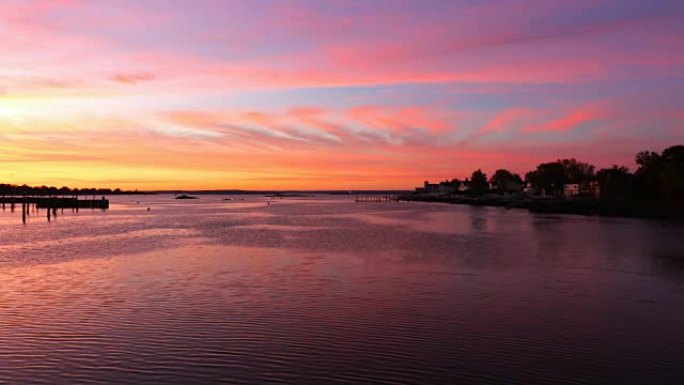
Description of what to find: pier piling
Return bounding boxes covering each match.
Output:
[355,194,399,203]
[0,196,109,223]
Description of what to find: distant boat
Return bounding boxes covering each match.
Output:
[175,194,198,200]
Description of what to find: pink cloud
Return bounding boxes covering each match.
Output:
[348,106,451,133]
[2,1,682,96]
[479,108,535,135]
[1,0,682,98]
[521,101,615,134]
[110,72,156,84]
[526,111,593,133]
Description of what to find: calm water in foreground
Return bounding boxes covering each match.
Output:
[0,195,683,384]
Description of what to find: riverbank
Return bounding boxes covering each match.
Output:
[400,195,684,220]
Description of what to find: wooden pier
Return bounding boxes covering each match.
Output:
[355,194,399,203]
[0,196,109,223]
[0,196,109,209]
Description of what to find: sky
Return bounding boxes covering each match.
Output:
[0,0,683,190]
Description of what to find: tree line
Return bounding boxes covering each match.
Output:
[0,184,128,196]
[441,145,684,204]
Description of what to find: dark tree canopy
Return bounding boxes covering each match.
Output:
[596,165,633,201]
[469,169,489,195]
[660,145,684,202]
[559,159,595,183]
[490,169,523,192]
[0,184,124,196]
[525,162,566,194]
[525,158,595,194]
[634,151,663,200]
[490,169,514,185]
[589,146,682,203]
[449,178,462,188]
[413,144,683,209]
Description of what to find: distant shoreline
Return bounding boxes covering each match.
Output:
[400,195,684,220]
[157,190,411,195]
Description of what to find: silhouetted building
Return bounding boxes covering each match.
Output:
[416,180,458,196]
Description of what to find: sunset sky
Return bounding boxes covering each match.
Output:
[1,0,683,190]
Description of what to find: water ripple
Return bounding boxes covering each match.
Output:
[0,195,683,384]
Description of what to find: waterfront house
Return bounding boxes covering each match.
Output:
[564,183,580,197]
[587,181,601,199]
[524,182,546,196]
[417,180,459,196]
[422,181,441,194]
[564,182,601,198]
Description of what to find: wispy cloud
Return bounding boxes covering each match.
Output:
[110,72,156,84]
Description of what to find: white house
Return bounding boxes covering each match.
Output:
[563,183,580,197]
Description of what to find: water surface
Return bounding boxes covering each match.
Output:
[1,195,683,384]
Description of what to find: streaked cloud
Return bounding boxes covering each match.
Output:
[110,72,156,84]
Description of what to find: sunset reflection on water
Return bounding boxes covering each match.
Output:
[0,195,683,384]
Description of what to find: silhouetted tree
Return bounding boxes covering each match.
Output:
[559,158,595,183]
[490,169,523,192]
[596,165,633,201]
[0,183,129,196]
[526,162,566,195]
[526,158,595,195]
[661,145,684,203]
[412,144,683,208]
[634,150,663,200]
[469,169,489,195]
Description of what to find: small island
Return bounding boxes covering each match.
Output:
[175,194,199,200]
